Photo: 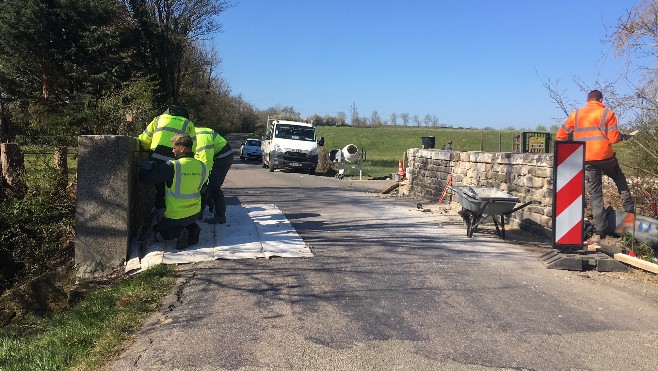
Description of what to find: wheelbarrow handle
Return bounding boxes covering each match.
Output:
[504,200,541,215]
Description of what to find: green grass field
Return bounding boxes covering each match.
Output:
[316,126,525,178]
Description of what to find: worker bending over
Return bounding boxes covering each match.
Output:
[138,105,197,222]
[194,127,233,224]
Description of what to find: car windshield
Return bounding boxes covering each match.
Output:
[245,139,261,147]
[274,124,315,141]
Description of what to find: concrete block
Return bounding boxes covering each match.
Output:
[75,135,139,279]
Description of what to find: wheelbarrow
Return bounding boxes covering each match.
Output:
[449,185,540,238]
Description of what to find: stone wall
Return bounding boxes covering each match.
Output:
[406,148,554,237]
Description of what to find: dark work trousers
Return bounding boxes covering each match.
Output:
[154,182,166,209]
[585,154,635,236]
[207,154,233,219]
[155,214,199,240]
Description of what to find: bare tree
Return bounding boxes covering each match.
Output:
[400,112,410,126]
[423,114,432,126]
[539,75,578,119]
[262,105,301,121]
[412,114,421,127]
[322,114,336,126]
[542,0,658,178]
[390,112,398,126]
[605,0,658,177]
[370,110,382,127]
[431,115,440,127]
[337,111,346,126]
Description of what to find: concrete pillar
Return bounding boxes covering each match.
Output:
[74,135,138,278]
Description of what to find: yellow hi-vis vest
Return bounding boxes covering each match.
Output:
[138,114,196,162]
[164,157,208,220]
[193,127,230,169]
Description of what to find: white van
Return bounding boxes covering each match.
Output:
[261,119,324,174]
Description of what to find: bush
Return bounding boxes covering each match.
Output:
[0,166,75,295]
[316,149,337,176]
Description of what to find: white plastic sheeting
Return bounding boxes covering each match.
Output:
[125,204,312,274]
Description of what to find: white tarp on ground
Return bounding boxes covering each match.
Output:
[125,204,312,273]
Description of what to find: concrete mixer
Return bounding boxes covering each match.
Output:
[331,144,364,180]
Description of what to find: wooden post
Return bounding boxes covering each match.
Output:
[54,147,67,176]
[512,134,521,153]
[0,143,27,199]
[480,132,484,151]
[499,132,502,152]
[54,146,68,191]
[0,97,8,142]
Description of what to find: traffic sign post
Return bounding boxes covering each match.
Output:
[552,141,585,249]
[540,140,628,271]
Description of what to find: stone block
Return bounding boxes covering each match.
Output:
[473,152,494,163]
[494,152,514,164]
[75,135,139,279]
[532,177,545,188]
[459,152,472,162]
[530,166,553,178]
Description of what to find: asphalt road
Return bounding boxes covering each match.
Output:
[111,159,658,371]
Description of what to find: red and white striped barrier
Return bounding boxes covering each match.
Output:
[553,141,585,249]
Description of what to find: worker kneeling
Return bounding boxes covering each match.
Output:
[139,134,208,249]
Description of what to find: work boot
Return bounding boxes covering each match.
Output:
[187,223,201,246]
[176,228,189,250]
[204,215,226,224]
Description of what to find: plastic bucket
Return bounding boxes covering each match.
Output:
[421,136,435,149]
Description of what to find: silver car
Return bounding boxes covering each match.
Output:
[239,138,263,160]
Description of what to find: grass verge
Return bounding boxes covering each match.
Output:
[0,264,176,371]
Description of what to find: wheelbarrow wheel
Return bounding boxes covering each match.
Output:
[459,208,475,238]
[466,212,475,238]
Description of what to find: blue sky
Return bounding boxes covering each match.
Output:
[213,0,638,129]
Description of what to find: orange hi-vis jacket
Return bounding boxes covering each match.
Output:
[556,101,621,161]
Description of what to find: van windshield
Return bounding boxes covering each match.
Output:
[274,124,315,141]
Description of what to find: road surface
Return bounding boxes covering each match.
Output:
[111,159,658,370]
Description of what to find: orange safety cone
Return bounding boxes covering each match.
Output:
[398,160,406,178]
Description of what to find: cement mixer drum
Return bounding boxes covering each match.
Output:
[341,144,360,163]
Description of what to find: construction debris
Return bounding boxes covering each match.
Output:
[381,182,399,194]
